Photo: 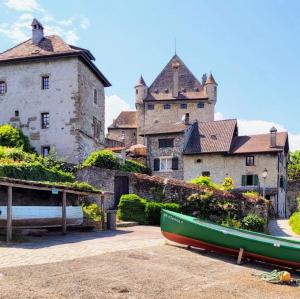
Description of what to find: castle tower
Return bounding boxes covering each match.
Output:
[204,73,218,104]
[135,75,148,144]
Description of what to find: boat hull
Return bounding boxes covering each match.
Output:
[161,210,300,269]
[0,206,83,228]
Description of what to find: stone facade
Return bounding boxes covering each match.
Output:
[107,128,137,147]
[146,133,184,180]
[0,58,106,163]
[0,20,110,163]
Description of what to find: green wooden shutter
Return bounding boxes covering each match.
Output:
[153,158,160,171]
[172,157,179,170]
[241,175,246,186]
[253,175,259,186]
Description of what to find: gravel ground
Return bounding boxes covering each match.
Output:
[0,243,299,299]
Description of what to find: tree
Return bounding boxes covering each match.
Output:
[0,124,34,152]
[288,151,300,180]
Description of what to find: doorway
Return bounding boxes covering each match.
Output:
[114,176,129,209]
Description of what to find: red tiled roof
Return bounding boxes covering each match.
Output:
[108,111,137,129]
[230,132,288,154]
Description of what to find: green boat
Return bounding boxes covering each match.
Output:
[161,209,300,269]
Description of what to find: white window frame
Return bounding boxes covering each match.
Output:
[159,156,173,172]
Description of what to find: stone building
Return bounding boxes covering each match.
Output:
[107,54,217,146]
[143,117,289,217]
[0,19,111,163]
[107,111,137,147]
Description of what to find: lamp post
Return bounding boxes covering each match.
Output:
[262,168,268,199]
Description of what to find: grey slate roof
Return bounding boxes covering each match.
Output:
[183,119,238,154]
[0,35,111,87]
[146,54,207,101]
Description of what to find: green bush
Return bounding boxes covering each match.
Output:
[289,212,300,234]
[219,215,241,229]
[288,150,300,180]
[241,214,265,232]
[0,146,35,162]
[118,194,148,224]
[83,150,119,169]
[190,176,216,188]
[0,160,74,182]
[83,203,101,221]
[0,124,34,152]
[221,177,234,191]
[145,202,180,225]
[119,159,151,175]
[242,191,259,197]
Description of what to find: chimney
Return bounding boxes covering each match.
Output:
[270,126,277,148]
[183,113,190,125]
[202,73,207,86]
[172,60,180,98]
[31,18,44,45]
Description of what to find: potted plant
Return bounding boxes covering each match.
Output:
[82,203,103,230]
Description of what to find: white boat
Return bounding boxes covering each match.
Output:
[0,206,83,228]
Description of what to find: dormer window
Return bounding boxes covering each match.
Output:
[41,76,49,90]
[0,81,7,95]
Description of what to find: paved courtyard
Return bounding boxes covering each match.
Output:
[268,219,300,239]
[0,226,164,269]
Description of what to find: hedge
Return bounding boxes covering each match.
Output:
[0,161,75,183]
[145,202,181,225]
[117,194,148,224]
[289,212,300,234]
[117,194,180,225]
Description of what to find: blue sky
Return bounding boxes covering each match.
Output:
[0,0,299,149]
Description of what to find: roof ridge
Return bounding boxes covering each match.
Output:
[148,54,202,90]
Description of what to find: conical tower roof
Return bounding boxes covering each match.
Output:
[205,73,217,85]
[135,75,147,87]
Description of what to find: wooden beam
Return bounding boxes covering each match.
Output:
[237,248,244,265]
[6,185,12,243]
[62,191,67,234]
[0,180,102,196]
[100,194,105,230]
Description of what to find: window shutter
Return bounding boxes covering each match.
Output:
[172,157,179,170]
[241,175,246,186]
[253,175,259,186]
[153,158,160,171]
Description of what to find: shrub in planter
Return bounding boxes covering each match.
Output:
[145,202,181,225]
[118,194,148,224]
[83,150,119,169]
[241,214,265,232]
[0,124,34,152]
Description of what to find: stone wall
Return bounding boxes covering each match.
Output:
[287,180,300,216]
[107,128,137,147]
[76,167,269,220]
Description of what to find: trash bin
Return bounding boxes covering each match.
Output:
[107,210,117,230]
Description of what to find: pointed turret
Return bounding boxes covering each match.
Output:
[205,73,217,85]
[204,72,217,104]
[135,75,148,104]
[135,75,146,87]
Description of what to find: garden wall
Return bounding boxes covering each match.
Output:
[287,180,300,216]
[76,167,270,219]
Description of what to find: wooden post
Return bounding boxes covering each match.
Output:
[62,191,67,234]
[6,185,12,243]
[237,248,244,265]
[100,194,105,230]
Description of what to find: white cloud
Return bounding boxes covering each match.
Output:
[5,0,42,12]
[0,1,90,44]
[215,112,300,151]
[105,95,133,132]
